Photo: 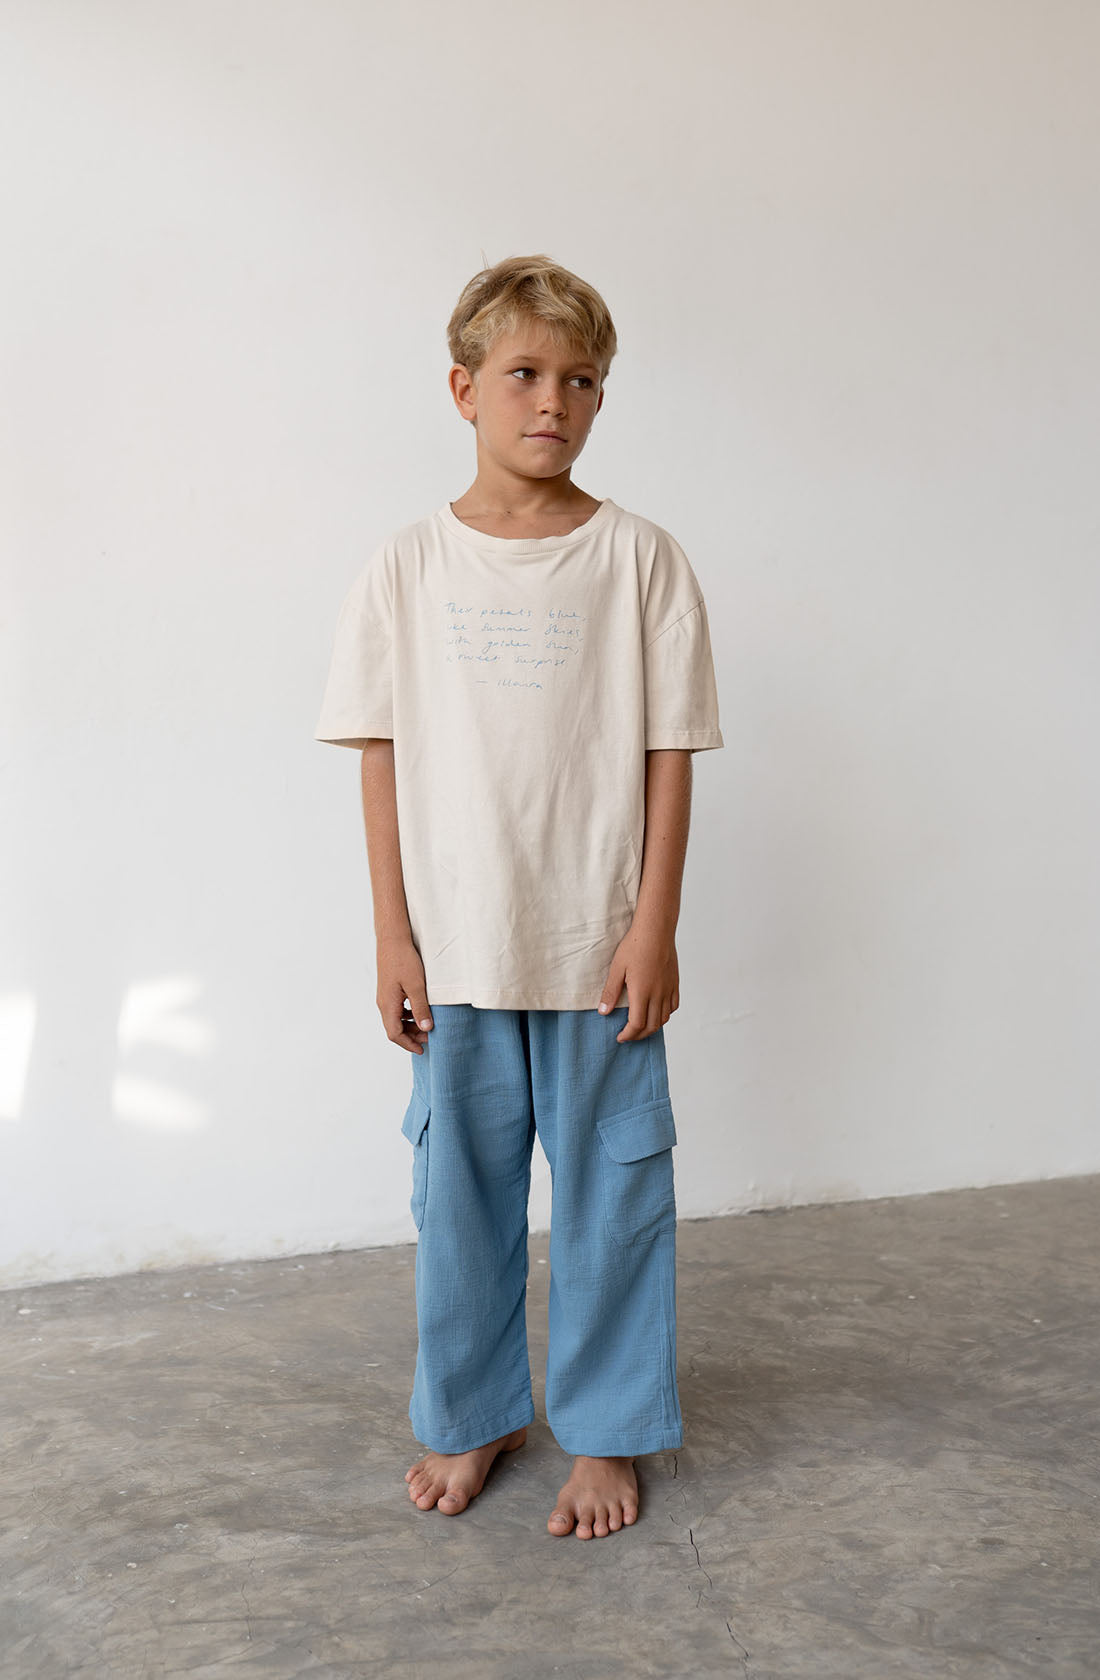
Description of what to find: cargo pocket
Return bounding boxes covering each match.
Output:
[400,1090,430,1231]
[595,1097,677,1246]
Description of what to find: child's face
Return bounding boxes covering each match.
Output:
[450,319,605,486]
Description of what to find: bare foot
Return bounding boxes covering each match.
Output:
[405,1427,527,1515]
[547,1455,639,1539]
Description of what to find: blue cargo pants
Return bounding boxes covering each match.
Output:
[400,1003,683,1458]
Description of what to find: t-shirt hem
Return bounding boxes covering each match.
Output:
[425,984,613,1010]
[316,724,395,746]
[646,728,725,750]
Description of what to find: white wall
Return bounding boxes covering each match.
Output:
[2,1,1097,1287]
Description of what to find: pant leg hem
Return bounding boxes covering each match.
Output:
[410,1400,536,1455]
[551,1427,683,1457]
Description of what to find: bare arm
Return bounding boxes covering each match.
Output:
[634,748,692,940]
[598,748,693,1041]
[360,740,433,1053]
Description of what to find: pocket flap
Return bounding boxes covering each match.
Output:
[400,1090,430,1146]
[596,1097,677,1163]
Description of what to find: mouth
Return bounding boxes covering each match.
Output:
[526,433,567,442]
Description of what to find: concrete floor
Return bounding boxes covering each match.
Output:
[3,1175,1099,1680]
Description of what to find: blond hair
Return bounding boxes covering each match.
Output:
[447,254,618,383]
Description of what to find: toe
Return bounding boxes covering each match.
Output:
[547,1509,574,1535]
[593,1506,610,1538]
[622,1503,639,1525]
[438,1486,469,1514]
[607,1508,623,1532]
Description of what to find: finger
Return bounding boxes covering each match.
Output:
[381,997,428,1055]
[616,1004,649,1042]
[410,993,433,1033]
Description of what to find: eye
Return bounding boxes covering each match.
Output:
[510,366,537,380]
[572,375,594,388]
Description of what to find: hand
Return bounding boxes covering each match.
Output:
[377,937,434,1054]
[596,921,679,1042]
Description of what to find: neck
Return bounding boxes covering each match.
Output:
[457,461,588,519]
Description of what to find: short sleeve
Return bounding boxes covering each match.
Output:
[315,544,394,747]
[642,532,724,753]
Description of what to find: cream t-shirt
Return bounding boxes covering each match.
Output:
[316,497,724,1010]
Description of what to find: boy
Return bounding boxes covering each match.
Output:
[316,255,723,1541]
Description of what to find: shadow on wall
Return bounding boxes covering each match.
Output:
[0,976,215,1133]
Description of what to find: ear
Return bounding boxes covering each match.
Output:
[449,363,477,423]
[595,384,606,416]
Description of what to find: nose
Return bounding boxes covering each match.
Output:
[538,379,569,416]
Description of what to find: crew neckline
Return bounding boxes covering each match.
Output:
[437,497,616,554]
